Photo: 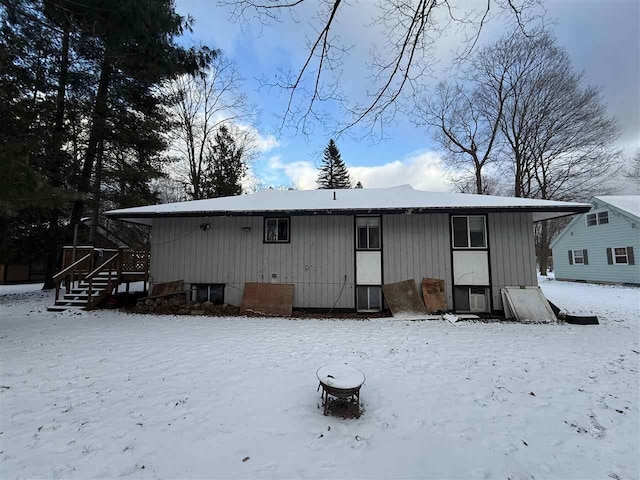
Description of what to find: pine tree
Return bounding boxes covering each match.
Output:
[201,125,246,198]
[317,139,352,189]
[354,181,363,189]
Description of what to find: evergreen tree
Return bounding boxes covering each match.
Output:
[354,181,363,189]
[201,125,246,198]
[317,139,351,189]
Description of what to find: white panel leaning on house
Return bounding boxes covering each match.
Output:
[551,196,640,285]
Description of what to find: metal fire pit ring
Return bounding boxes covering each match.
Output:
[316,364,365,416]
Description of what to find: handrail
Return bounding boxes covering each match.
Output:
[53,253,92,283]
[84,252,120,281]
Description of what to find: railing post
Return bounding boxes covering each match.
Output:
[88,278,93,308]
[144,248,149,293]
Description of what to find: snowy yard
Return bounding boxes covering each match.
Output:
[1,279,639,479]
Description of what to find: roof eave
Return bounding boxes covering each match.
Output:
[106,204,591,223]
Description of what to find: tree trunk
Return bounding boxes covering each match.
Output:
[43,25,70,290]
[89,140,104,244]
[70,40,113,228]
[475,166,483,195]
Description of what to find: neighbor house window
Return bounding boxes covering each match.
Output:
[191,284,225,304]
[357,286,382,312]
[356,217,380,250]
[614,247,628,265]
[264,218,290,243]
[572,249,584,265]
[452,216,486,248]
[586,211,608,226]
[597,211,609,224]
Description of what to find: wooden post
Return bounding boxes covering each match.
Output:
[71,225,78,288]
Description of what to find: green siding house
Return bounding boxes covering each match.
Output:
[551,196,640,285]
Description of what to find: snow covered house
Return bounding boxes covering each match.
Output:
[106,185,590,314]
[551,196,640,285]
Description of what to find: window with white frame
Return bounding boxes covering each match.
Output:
[614,247,628,265]
[597,211,609,224]
[264,218,290,243]
[356,217,380,250]
[572,249,585,264]
[452,216,486,248]
[586,211,608,226]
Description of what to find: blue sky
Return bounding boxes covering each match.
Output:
[175,0,640,192]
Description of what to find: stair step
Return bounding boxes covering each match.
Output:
[55,299,88,306]
[47,306,70,312]
[63,294,101,300]
[70,288,105,294]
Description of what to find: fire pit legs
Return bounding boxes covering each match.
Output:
[318,382,361,416]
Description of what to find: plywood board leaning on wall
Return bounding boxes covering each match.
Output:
[382,280,427,318]
[240,283,295,317]
[421,278,446,313]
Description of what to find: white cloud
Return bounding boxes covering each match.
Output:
[350,151,450,191]
[267,156,317,189]
[266,150,452,191]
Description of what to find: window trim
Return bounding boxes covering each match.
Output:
[451,215,487,249]
[263,216,291,244]
[586,210,608,227]
[572,249,585,265]
[613,246,629,265]
[356,285,382,312]
[355,216,381,251]
[190,283,225,304]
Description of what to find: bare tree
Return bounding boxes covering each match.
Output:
[220,0,544,136]
[169,56,256,199]
[488,33,621,274]
[416,76,506,194]
[451,170,505,196]
[624,149,640,182]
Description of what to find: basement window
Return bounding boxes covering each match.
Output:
[452,216,486,249]
[264,218,290,243]
[356,217,380,250]
[191,284,225,304]
[357,286,382,312]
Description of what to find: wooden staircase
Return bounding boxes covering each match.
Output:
[48,247,148,311]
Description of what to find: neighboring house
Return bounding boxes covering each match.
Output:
[551,196,640,285]
[106,185,589,314]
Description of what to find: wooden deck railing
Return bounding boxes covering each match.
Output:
[54,246,150,307]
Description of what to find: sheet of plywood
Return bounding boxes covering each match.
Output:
[382,280,427,317]
[421,278,446,313]
[502,287,557,323]
[240,282,295,317]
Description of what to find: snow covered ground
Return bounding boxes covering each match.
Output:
[1,279,638,479]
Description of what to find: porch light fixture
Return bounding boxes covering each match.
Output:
[199,223,211,231]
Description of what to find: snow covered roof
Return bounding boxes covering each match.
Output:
[106,185,591,225]
[595,195,640,220]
